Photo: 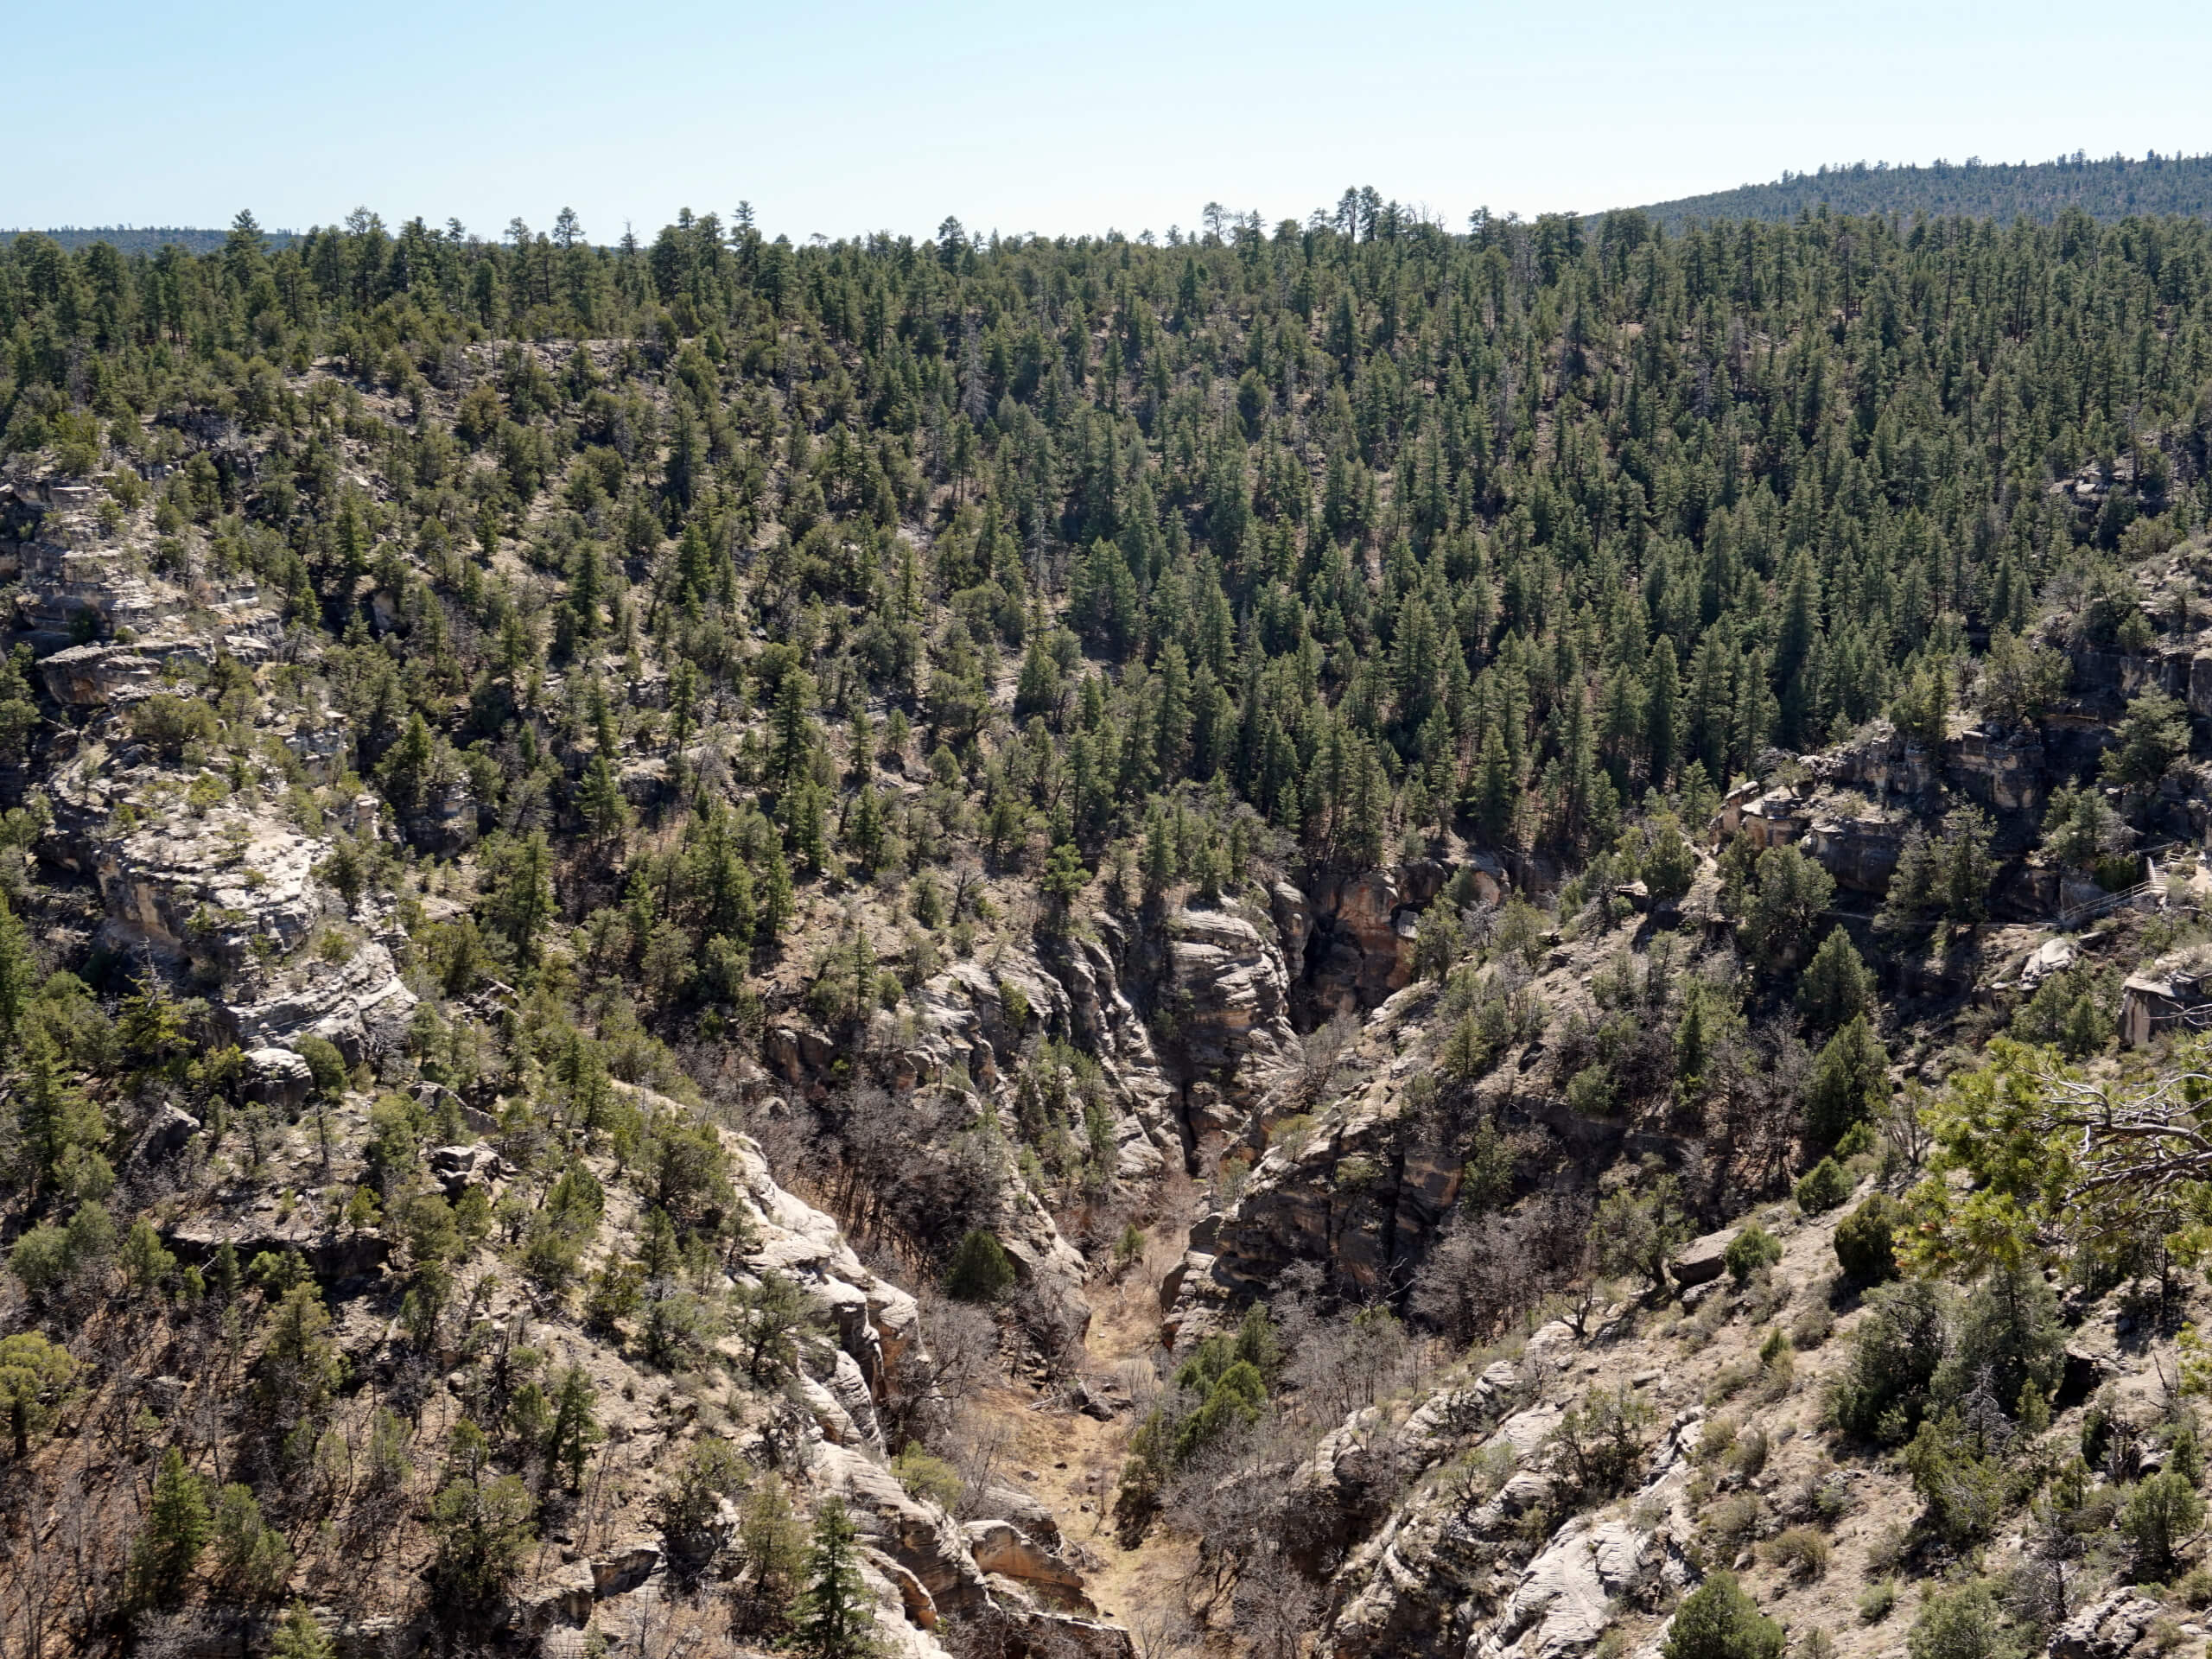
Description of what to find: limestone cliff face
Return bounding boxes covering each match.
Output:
[1287,858,1508,1024]
[6,477,281,664]
[1166,1046,1464,1346]
[41,745,419,1058]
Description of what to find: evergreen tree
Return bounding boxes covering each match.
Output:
[1805,1014,1888,1145]
[1796,925,1874,1031]
[1643,640,1680,787]
[14,1029,105,1198]
[758,842,794,950]
[944,1230,1017,1302]
[789,1497,876,1659]
[1468,722,1515,847]
[578,753,631,843]
[2102,689,2190,795]
[0,889,33,1063]
[1663,1572,1784,1659]
[772,670,817,785]
[1937,806,1995,924]
[0,1332,72,1459]
[489,830,556,966]
[1739,846,1834,971]
[546,1365,601,1491]
[131,1446,211,1608]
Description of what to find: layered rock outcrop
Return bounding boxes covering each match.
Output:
[41,746,417,1057]
[1166,1052,1463,1344]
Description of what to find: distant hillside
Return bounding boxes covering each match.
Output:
[1631,150,2212,231]
[0,225,297,255]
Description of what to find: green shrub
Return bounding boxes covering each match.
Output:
[1705,1492,1763,1547]
[1763,1526,1830,1580]
[892,1446,963,1512]
[1907,1580,2020,1659]
[130,1446,210,1608]
[1724,1223,1783,1286]
[1791,1306,1834,1350]
[2123,1471,2207,1580]
[1566,1063,1617,1117]
[128,694,219,761]
[428,1471,536,1603]
[1794,1157,1853,1215]
[1829,1279,1952,1442]
[1904,1415,2006,1548]
[1834,1192,1904,1282]
[944,1230,1017,1303]
[1662,1571,1785,1659]
[291,1036,349,1102]
[1859,1581,1899,1624]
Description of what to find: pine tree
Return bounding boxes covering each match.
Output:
[1937,806,1995,924]
[944,1230,1017,1302]
[1344,741,1389,867]
[2102,689,2190,794]
[757,842,793,950]
[1141,812,1174,899]
[15,1028,102,1196]
[772,670,817,785]
[0,888,34,1065]
[1796,925,1874,1031]
[490,830,556,966]
[579,753,631,843]
[131,1446,211,1608]
[1804,1015,1887,1145]
[1879,827,1939,929]
[0,1332,72,1459]
[789,1497,876,1658]
[666,658,702,794]
[546,1365,601,1491]
[1467,722,1514,847]
[1154,643,1192,778]
[847,784,886,874]
[785,780,829,875]
[1643,639,1680,788]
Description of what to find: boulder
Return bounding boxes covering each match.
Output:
[137,1103,200,1160]
[510,1565,596,1633]
[1669,1229,1738,1289]
[1497,1515,1637,1659]
[964,1520,1092,1609]
[2052,1591,2167,1659]
[429,1143,504,1197]
[2020,936,2077,989]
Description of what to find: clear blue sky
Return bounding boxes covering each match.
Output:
[11,0,2212,241]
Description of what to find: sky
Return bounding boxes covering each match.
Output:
[10,0,2212,243]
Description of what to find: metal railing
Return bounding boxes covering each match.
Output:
[2056,880,2159,930]
[2056,844,2181,930]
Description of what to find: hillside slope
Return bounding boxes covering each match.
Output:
[1630,150,2212,230]
[1,199,2212,1659]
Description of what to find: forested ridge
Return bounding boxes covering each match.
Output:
[1634,149,2212,232]
[6,197,2210,870]
[3,188,2212,1659]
